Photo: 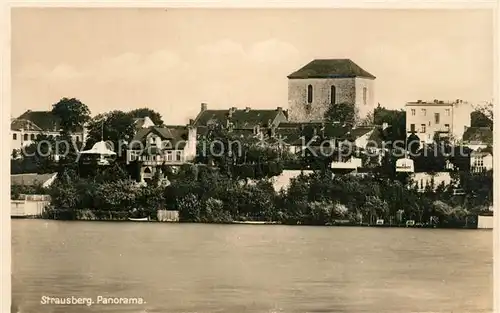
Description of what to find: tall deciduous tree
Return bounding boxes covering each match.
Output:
[128,108,164,126]
[323,102,357,125]
[85,110,136,151]
[471,110,493,129]
[51,98,91,134]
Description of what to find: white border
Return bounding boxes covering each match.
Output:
[2,2,498,313]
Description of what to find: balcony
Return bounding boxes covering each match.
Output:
[127,150,186,165]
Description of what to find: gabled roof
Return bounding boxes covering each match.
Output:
[12,110,83,132]
[287,59,376,80]
[193,107,286,130]
[462,127,493,144]
[11,173,57,186]
[130,126,189,150]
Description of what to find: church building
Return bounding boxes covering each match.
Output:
[287,59,376,123]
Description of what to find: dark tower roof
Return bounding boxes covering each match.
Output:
[287,59,375,79]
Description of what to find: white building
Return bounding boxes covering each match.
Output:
[11,110,86,154]
[470,151,493,173]
[405,99,473,144]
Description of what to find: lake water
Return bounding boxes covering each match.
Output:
[12,220,492,313]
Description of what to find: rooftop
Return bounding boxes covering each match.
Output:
[193,106,286,130]
[287,59,375,80]
[12,110,84,132]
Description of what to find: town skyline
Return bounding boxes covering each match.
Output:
[12,8,493,125]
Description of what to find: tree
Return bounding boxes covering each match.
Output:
[324,102,357,125]
[475,102,493,123]
[374,106,406,144]
[51,98,91,134]
[128,108,164,126]
[85,110,136,153]
[471,110,493,129]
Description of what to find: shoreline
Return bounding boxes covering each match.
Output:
[11,216,489,230]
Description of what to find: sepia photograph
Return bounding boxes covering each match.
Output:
[8,5,496,313]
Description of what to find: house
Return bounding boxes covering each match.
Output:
[126,124,197,183]
[11,172,58,188]
[287,59,376,123]
[273,122,385,171]
[470,150,493,173]
[411,172,457,192]
[462,126,493,151]
[132,116,156,130]
[11,110,86,153]
[405,99,473,144]
[192,103,288,138]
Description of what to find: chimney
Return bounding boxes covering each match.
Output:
[434,99,439,104]
[382,122,389,130]
[276,106,283,112]
[417,100,422,103]
[245,107,251,112]
[201,103,207,111]
[188,119,194,126]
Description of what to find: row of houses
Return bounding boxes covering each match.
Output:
[10,59,493,189]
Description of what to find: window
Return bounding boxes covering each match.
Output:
[434,113,440,124]
[411,109,416,116]
[410,124,416,132]
[363,87,367,105]
[24,134,28,141]
[176,151,182,161]
[474,156,484,167]
[307,85,313,104]
[30,134,35,140]
[330,86,336,104]
[445,109,450,116]
[444,124,450,132]
[166,151,173,161]
[12,133,17,140]
[421,109,426,116]
[420,124,426,133]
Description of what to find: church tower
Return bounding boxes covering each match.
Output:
[287,59,376,123]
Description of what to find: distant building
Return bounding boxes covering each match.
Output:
[11,110,86,153]
[405,99,473,144]
[470,150,493,173]
[132,116,156,130]
[287,59,376,123]
[411,172,457,192]
[126,124,197,183]
[192,103,288,138]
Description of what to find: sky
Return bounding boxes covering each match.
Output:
[11,8,493,125]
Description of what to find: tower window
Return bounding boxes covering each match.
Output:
[330,86,336,105]
[363,87,367,105]
[307,84,313,104]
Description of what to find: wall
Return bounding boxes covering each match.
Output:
[288,78,356,122]
[11,129,84,153]
[271,170,314,192]
[405,103,454,144]
[354,78,375,121]
[411,172,455,191]
[405,101,473,144]
[11,198,50,217]
[477,215,493,229]
[470,153,493,172]
[157,210,180,222]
